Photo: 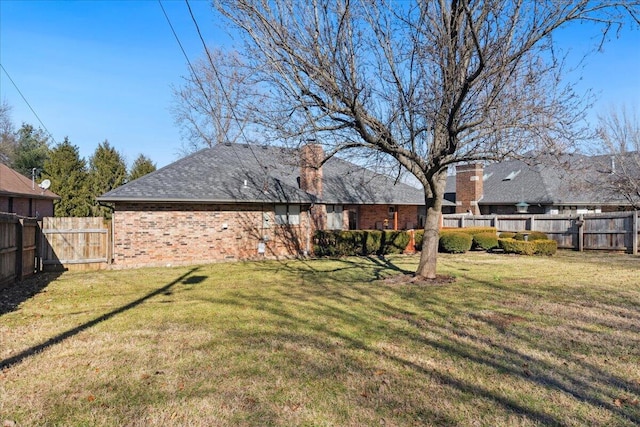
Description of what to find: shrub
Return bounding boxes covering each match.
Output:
[413,230,424,250]
[473,232,499,251]
[533,239,558,255]
[514,231,549,241]
[380,231,410,254]
[439,232,473,253]
[313,230,410,257]
[499,238,535,255]
[498,238,557,256]
[528,231,549,241]
[442,227,497,237]
[499,232,516,239]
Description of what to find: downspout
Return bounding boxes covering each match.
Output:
[98,201,116,264]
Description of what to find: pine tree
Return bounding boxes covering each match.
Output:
[128,154,156,181]
[89,140,127,218]
[12,123,50,177]
[42,138,92,217]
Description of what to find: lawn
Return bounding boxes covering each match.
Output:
[1,251,639,426]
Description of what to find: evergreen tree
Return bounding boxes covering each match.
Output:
[12,124,50,177]
[89,140,127,218]
[42,138,92,217]
[128,154,156,181]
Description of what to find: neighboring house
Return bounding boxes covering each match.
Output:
[0,163,60,218]
[98,143,427,267]
[446,154,638,215]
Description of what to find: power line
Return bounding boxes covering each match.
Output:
[0,63,57,145]
[158,0,255,175]
[183,0,269,175]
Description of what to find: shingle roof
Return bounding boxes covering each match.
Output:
[0,163,60,200]
[445,154,635,206]
[98,143,426,205]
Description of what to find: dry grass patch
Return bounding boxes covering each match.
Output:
[1,252,639,426]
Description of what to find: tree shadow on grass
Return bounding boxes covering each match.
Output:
[202,260,640,425]
[0,267,202,371]
[1,272,64,317]
[259,255,414,285]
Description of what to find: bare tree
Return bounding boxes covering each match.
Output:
[0,101,17,165]
[172,48,263,153]
[594,105,640,208]
[209,0,638,279]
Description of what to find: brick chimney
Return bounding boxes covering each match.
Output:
[299,143,323,198]
[455,163,483,214]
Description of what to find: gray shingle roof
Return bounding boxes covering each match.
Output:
[445,154,635,206]
[98,143,425,205]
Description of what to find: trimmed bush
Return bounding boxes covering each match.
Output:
[514,231,549,241]
[473,232,499,251]
[533,239,558,255]
[414,230,424,251]
[498,238,557,256]
[380,231,410,255]
[499,232,516,239]
[313,230,410,257]
[528,231,549,241]
[442,227,497,237]
[499,238,535,255]
[439,232,473,253]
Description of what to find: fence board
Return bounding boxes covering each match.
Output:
[442,211,640,254]
[0,214,19,287]
[20,219,39,279]
[41,217,110,271]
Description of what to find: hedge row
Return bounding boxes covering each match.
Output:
[314,228,556,257]
[313,230,410,257]
[498,238,558,255]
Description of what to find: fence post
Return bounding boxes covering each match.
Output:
[633,211,638,256]
[15,220,23,281]
[531,215,536,231]
[577,215,584,252]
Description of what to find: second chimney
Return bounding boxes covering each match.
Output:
[455,163,483,214]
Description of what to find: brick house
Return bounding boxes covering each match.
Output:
[446,154,638,215]
[98,143,426,267]
[0,163,59,218]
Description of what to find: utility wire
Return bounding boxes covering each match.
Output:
[0,63,57,145]
[158,0,258,179]
[184,0,271,177]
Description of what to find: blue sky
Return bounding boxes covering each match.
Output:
[1,1,639,169]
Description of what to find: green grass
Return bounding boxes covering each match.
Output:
[1,252,639,426]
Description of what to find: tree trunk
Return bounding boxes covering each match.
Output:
[415,171,447,279]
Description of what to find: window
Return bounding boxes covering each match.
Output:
[275,204,300,225]
[326,204,343,230]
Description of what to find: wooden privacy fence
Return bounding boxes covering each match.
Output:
[41,217,111,271]
[443,211,639,254]
[1,213,40,288]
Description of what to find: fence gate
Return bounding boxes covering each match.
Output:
[41,217,111,270]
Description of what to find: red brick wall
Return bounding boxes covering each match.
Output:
[354,204,420,230]
[112,203,313,268]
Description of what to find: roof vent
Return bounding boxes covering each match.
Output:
[502,170,521,181]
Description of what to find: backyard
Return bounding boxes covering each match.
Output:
[1,251,639,426]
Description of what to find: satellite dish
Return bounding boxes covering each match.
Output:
[39,179,51,190]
